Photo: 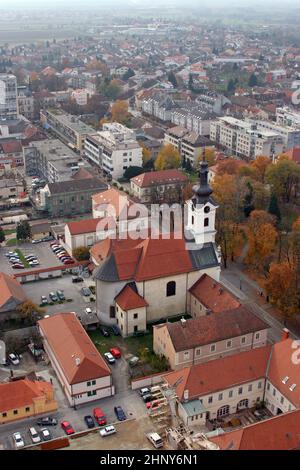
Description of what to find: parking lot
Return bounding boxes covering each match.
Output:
[22,275,95,317]
[0,242,63,275]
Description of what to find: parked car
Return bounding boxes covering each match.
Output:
[81,287,92,296]
[41,428,51,441]
[56,290,65,301]
[13,432,24,449]
[50,241,58,247]
[37,417,57,426]
[31,239,43,244]
[100,425,116,437]
[114,406,126,421]
[104,352,115,364]
[110,347,121,359]
[85,307,92,314]
[29,261,40,267]
[146,432,163,449]
[64,259,74,265]
[93,407,107,426]
[84,415,95,429]
[26,256,38,261]
[139,387,151,397]
[100,327,110,337]
[8,353,20,365]
[61,421,75,435]
[40,295,48,305]
[42,235,54,242]
[142,393,153,403]
[111,325,121,336]
[72,276,83,283]
[49,292,58,302]
[29,427,41,444]
[59,256,71,261]
[128,356,140,367]
[12,264,24,269]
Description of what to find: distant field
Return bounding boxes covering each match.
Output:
[0,28,80,45]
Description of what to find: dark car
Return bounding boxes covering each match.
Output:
[111,325,121,336]
[56,290,65,301]
[100,327,110,337]
[36,417,58,426]
[114,406,126,421]
[142,393,153,403]
[72,276,83,283]
[84,415,95,429]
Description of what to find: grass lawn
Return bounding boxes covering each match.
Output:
[4,229,16,235]
[89,329,153,356]
[15,248,30,268]
[6,238,18,246]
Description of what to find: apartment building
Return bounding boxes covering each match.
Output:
[164,126,210,166]
[153,306,269,370]
[130,169,188,203]
[84,123,142,179]
[23,139,85,182]
[0,74,18,120]
[40,109,94,152]
[141,94,177,122]
[171,107,216,136]
[276,107,300,127]
[17,86,34,121]
[252,119,300,150]
[38,313,114,406]
[210,116,284,159]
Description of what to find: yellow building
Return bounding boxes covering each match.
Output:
[0,378,57,424]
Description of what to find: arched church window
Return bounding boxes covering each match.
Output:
[191,216,194,225]
[204,217,209,227]
[166,281,176,297]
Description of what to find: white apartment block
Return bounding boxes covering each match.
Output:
[84,122,142,179]
[171,108,213,136]
[252,119,300,150]
[210,116,284,159]
[276,107,300,128]
[0,74,18,120]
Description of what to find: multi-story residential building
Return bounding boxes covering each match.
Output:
[0,378,57,425]
[130,169,188,203]
[84,123,143,179]
[162,333,298,427]
[252,120,300,150]
[164,126,210,166]
[0,74,18,120]
[23,139,86,182]
[196,93,231,115]
[38,178,107,217]
[153,306,269,370]
[0,141,23,168]
[38,312,114,406]
[17,86,34,121]
[210,117,284,159]
[0,178,24,200]
[40,109,95,152]
[276,107,300,127]
[171,108,215,136]
[142,94,177,122]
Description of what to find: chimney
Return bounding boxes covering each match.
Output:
[282,328,290,341]
[181,318,187,328]
[183,389,189,402]
[75,357,81,366]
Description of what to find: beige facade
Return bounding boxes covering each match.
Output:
[154,324,268,371]
[116,304,147,337]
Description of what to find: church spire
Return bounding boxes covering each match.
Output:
[192,148,213,204]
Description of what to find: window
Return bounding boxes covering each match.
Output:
[210,344,216,352]
[92,380,96,386]
[166,281,176,297]
[195,348,201,356]
[258,381,262,389]
[191,216,194,225]
[248,384,253,392]
[218,393,223,401]
[13,410,18,415]
[273,388,276,397]
[208,396,213,404]
[134,325,138,332]
[204,217,209,227]
[226,340,232,348]
[241,336,246,344]
[238,387,243,395]
[184,351,190,359]
[2,412,7,417]
[109,306,116,318]
[280,396,284,405]
[133,313,138,319]
[267,382,270,391]
[204,206,210,214]
[87,390,96,397]
[255,333,260,340]
[87,381,91,387]
[228,390,233,398]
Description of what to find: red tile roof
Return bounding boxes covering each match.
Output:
[0,379,54,413]
[163,345,272,401]
[189,274,241,313]
[115,284,148,311]
[131,169,188,188]
[66,218,100,236]
[92,188,133,219]
[0,272,27,310]
[158,306,269,352]
[38,313,111,385]
[0,141,22,154]
[210,409,300,450]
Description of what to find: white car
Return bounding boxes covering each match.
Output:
[8,353,20,365]
[29,427,41,444]
[104,352,115,364]
[100,425,116,437]
[41,428,51,441]
[85,307,92,314]
[13,432,24,448]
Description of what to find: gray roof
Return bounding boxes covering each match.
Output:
[94,254,119,282]
[47,178,108,195]
[188,242,219,270]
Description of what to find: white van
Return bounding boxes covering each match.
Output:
[146,432,163,448]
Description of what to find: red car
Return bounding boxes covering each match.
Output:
[61,421,75,435]
[93,407,107,426]
[64,259,75,265]
[110,347,121,359]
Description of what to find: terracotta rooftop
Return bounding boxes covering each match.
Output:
[66,218,100,235]
[0,272,27,310]
[0,379,54,413]
[189,274,241,313]
[131,169,188,188]
[92,187,133,219]
[210,409,300,450]
[115,284,148,311]
[38,313,111,385]
[158,306,269,352]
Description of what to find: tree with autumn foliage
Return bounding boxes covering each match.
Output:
[250,156,271,184]
[198,147,216,167]
[111,100,130,124]
[155,144,181,171]
[264,262,298,319]
[246,210,277,271]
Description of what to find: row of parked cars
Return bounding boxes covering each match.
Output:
[104,347,121,364]
[50,241,74,266]
[40,290,65,305]
[5,251,40,270]
[12,417,57,448]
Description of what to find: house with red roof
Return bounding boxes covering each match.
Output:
[130,169,188,203]
[38,312,114,406]
[0,272,27,316]
[115,283,148,337]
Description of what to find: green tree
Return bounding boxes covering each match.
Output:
[168,71,178,88]
[73,246,90,261]
[227,78,236,94]
[266,159,300,203]
[16,220,31,241]
[123,166,144,180]
[248,73,258,87]
[0,227,5,244]
[122,68,135,81]
[268,194,281,222]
